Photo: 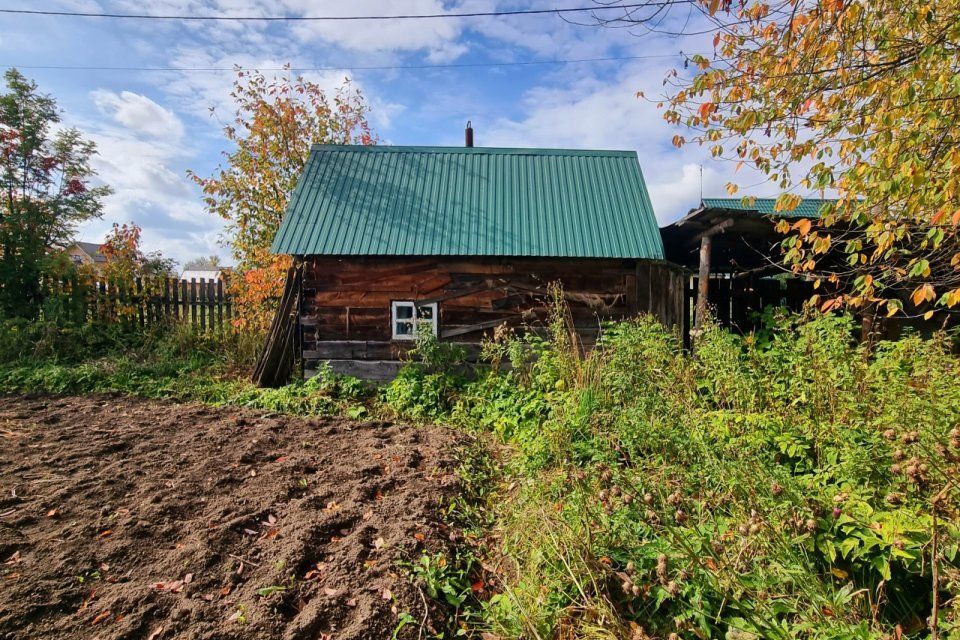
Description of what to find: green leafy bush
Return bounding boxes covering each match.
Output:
[381,308,960,639]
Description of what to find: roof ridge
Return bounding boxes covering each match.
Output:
[310,144,638,157]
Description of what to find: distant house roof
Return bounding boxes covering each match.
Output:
[699,197,835,219]
[72,241,107,263]
[271,145,664,259]
[180,269,223,281]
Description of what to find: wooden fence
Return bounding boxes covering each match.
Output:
[44,276,233,331]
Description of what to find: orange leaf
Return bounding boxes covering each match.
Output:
[792,218,812,236]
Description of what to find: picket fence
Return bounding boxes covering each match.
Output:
[46,276,233,331]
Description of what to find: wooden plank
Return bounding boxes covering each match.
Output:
[252,266,301,388]
[217,279,224,332]
[440,318,506,339]
[172,277,180,320]
[309,360,406,382]
[180,280,193,326]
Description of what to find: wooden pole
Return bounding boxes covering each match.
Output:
[694,233,712,335]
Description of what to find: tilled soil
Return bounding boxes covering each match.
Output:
[0,394,463,640]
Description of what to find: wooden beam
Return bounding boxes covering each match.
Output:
[687,218,734,246]
[440,318,506,339]
[694,234,712,335]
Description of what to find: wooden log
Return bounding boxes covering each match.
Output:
[694,234,712,335]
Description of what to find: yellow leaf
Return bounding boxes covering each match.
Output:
[830,567,849,580]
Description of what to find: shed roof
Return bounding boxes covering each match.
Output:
[271,145,664,259]
[699,197,833,219]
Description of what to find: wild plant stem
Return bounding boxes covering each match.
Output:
[931,507,939,640]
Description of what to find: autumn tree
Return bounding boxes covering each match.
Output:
[190,67,375,332]
[603,0,960,318]
[0,68,110,318]
[183,255,221,271]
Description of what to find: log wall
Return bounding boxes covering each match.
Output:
[300,256,685,378]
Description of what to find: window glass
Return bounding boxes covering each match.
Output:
[392,301,437,340]
[416,305,433,320]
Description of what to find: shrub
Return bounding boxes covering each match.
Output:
[380,306,960,639]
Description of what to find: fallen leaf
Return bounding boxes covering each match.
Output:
[471,580,485,592]
[361,510,373,521]
[90,611,111,625]
[243,529,258,536]
[183,573,193,584]
[146,626,165,640]
[46,508,59,518]
[413,533,425,542]
[99,530,113,538]
[373,537,385,550]
[346,598,357,607]
[324,587,339,597]
[381,588,392,600]
[220,586,232,597]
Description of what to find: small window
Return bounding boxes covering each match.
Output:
[392,301,438,341]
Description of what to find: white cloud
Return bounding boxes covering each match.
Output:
[282,0,467,59]
[483,60,779,224]
[91,90,185,141]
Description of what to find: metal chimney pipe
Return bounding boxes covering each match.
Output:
[465,121,474,148]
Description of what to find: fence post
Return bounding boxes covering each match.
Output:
[173,277,180,321]
[181,279,188,325]
[199,278,207,332]
[216,279,224,333]
[190,278,197,327]
[164,277,171,321]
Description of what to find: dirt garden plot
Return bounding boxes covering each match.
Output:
[0,394,463,640]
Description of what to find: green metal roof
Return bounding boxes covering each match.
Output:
[271,145,664,259]
[700,197,835,218]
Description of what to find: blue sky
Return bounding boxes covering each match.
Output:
[1,0,779,266]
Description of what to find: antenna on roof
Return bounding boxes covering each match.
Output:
[699,163,703,202]
[465,121,474,148]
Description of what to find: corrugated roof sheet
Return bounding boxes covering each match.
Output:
[700,197,835,218]
[271,145,664,259]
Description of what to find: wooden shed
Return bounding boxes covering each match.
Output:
[270,143,684,380]
[660,197,831,335]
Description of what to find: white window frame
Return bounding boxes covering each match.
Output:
[391,301,438,341]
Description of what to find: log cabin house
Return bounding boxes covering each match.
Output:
[269,136,685,380]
